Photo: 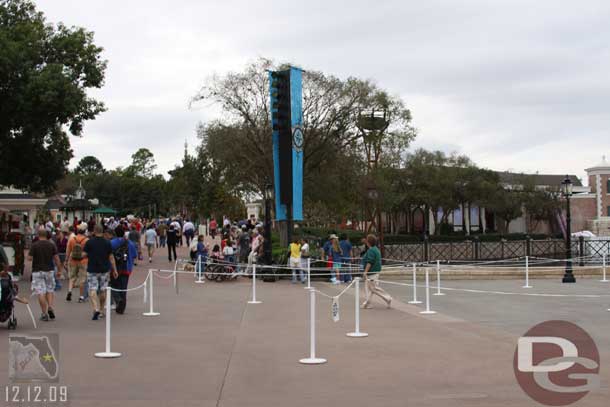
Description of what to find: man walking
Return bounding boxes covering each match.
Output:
[144,224,158,263]
[182,219,195,246]
[110,226,137,314]
[83,225,117,320]
[157,220,167,248]
[361,234,392,309]
[28,229,62,321]
[65,223,89,302]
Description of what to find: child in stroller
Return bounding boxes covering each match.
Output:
[0,270,28,330]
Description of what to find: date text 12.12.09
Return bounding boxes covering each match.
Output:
[4,385,68,405]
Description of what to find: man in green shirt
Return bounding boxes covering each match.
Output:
[361,234,392,309]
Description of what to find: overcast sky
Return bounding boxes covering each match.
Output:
[38,0,609,185]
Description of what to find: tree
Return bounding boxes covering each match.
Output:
[484,187,524,233]
[191,58,416,222]
[75,156,105,176]
[0,0,107,191]
[521,176,561,233]
[125,148,157,178]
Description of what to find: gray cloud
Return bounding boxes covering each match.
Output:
[38,0,610,185]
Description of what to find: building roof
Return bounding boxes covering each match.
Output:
[0,193,34,199]
[585,156,610,172]
[60,199,96,210]
[495,172,582,187]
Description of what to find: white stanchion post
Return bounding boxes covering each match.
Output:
[195,255,205,284]
[523,256,532,288]
[305,257,311,289]
[95,286,121,358]
[433,260,445,296]
[347,277,368,338]
[601,254,608,283]
[408,263,422,304]
[420,268,436,315]
[248,264,261,304]
[143,271,160,316]
[299,288,327,364]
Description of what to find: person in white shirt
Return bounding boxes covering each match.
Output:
[300,238,310,278]
[247,228,264,274]
[144,225,158,263]
[182,220,195,246]
[61,217,70,233]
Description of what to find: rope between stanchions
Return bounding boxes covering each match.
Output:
[312,279,356,301]
[377,279,610,298]
[109,272,151,292]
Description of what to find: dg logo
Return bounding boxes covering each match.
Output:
[513,320,600,406]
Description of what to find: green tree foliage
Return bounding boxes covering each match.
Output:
[0,0,106,191]
[75,155,105,176]
[125,148,157,178]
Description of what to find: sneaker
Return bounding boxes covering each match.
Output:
[92,311,100,320]
[40,313,49,321]
[330,278,336,283]
[47,309,55,320]
[332,280,341,285]
[99,312,105,319]
[386,298,392,309]
[78,296,85,303]
[149,258,152,263]
[361,301,371,309]
[66,292,72,302]
[111,303,117,310]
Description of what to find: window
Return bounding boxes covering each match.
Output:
[608,206,610,217]
[607,179,610,194]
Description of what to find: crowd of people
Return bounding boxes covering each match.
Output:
[25,214,270,322]
[22,212,391,324]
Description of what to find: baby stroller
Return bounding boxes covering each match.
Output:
[0,275,18,329]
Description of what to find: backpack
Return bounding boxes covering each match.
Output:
[190,239,198,253]
[114,239,129,270]
[71,236,85,260]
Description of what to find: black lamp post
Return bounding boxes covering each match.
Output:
[263,183,274,265]
[561,176,575,283]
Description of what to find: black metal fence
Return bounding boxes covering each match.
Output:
[351,237,610,263]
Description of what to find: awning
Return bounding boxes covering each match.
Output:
[93,207,117,214]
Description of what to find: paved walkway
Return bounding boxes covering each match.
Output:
[1,245,609,406]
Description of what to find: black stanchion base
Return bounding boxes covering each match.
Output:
[562,274,576,283]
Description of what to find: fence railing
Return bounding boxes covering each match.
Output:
[350,237,610,264]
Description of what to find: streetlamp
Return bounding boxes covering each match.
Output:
[561,176,575,283]
[263,183,274,265]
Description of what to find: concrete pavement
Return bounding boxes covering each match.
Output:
[1,245,609,406]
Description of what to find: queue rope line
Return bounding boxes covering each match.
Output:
[376,279,610,298]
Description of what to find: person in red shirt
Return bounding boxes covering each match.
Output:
[209,218,218,238]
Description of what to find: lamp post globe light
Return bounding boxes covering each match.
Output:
[264,183,274,265]
[561,176,575,283]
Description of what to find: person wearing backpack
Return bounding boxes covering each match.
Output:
[65,223,89,302]
[110,226,137,314]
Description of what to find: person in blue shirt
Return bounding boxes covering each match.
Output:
[110,226,138,315]
[339,234,353,283]
[195,235,208,277]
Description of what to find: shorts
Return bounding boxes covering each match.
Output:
[289,257,301,268]
[87,272,110,292]
[69,263,87,286]
[32,271,55,295]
